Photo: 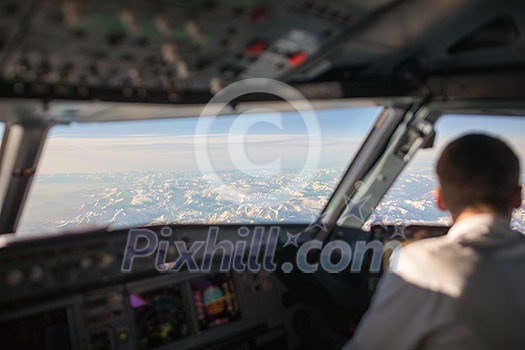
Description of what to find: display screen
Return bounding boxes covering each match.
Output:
[191,273,241,330]
[0,307,72,350]
[129,284,190,350]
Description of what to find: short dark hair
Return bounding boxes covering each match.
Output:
[436,133,520,214]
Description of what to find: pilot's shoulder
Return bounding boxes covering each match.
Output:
[400,235,458,260]
[390,236,471,297]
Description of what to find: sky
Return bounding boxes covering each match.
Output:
[2,109,523,176]
[409,114,525,174]
[36,107,382,174]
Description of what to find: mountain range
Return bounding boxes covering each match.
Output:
[18,168,525,235]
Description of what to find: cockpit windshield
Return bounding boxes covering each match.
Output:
[371,114,525,233]
[17,106,382,236]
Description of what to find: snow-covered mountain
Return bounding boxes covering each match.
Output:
[19,169,338,234]
[18,168,525,235]
[373,168,451,226]
[372,168,525,232]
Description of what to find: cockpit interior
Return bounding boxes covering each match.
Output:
[0,0,524,349]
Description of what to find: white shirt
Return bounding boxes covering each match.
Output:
[342,214,525,350]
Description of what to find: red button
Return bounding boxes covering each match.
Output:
[289,51,307,66]
[250,6,269,22]
[247,40,268,56]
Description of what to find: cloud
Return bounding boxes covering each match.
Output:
[38,134,363,174]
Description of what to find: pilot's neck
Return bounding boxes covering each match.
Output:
[453,206,512,225]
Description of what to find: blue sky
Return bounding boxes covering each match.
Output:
[39,107,382,173]
[3,109,522,175]
[409,114,525,173]
[50,107,380,138]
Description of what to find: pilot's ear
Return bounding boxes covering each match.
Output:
[512,185,522,209]
[435,188,448,211]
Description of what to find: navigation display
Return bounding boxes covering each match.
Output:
[191,273,241,330]
[0,307,72,350]
[129,283,190,350]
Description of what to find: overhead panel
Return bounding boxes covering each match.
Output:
[0,0,396,101]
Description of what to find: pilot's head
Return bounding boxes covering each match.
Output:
[435,133,522,220]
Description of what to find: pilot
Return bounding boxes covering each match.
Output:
[342,134,525,349]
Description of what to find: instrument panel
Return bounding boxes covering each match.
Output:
[0,0,395,102]
[0,224,309,350]
[0,271,272,350]
[0,223,450,349]
[0,224,308,306]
